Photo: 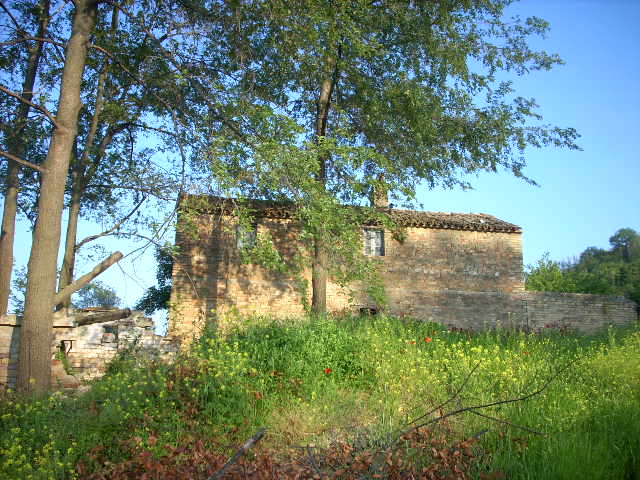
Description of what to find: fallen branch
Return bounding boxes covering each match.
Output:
[75,308,132,326]
[396,358,578,443]
[54,252,123,306]
[208,428,266,480]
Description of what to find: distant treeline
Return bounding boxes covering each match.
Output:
[526,228,640,304]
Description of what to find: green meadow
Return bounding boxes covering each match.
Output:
[1,315,638,479]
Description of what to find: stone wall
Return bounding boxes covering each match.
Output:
[380,290,637,333]
[170,212,524,339]
[0,310,178,389]
[169,210,637,338]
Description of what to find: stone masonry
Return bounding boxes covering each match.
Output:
[0,309,179,389]
[169,196,638,340]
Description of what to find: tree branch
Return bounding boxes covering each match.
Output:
[0,0,21,32]
[0,35,66,49]
[0,84,59,127]
[54,252,123,306]
[208,428,266,480]
[396,358,578,443]
[75,196,146,250]
[0,149,45,172]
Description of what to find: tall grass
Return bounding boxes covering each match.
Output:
[0,315,638,479]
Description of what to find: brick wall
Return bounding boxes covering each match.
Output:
[170,212,525,339]
[377,290,637,333]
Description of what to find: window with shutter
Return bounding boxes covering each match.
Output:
[236,223,257,249]
[363,229,385,256]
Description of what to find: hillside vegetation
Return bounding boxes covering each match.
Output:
[1,315,639,479]
[527,228,640,304]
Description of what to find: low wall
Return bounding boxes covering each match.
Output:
[383,290,638,333]
[0,309,179,389]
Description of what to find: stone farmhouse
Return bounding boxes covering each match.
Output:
[169,194,637,341]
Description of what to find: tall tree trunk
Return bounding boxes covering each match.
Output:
[57,182,82,309]
[311,53,339,315]
[0,0,50,316]
[17,0,98,395]
[57,5,117,306]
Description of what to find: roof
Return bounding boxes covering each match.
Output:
[180,194,521,234]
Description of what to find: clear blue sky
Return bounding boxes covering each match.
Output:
[7,0,640,313]
[420,0,640,268]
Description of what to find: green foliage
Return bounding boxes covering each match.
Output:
[135,245,174,315]
[182,0,580,307]
[1,316,639,479]
[8,266,27,315]
[527,228,640,303]
[525,252,577,292]
[73,281,121,309]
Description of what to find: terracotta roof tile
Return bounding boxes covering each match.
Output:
[181,195,521,234]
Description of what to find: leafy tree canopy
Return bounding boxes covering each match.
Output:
[135,244,173,315]
[526,228,640,303]
[73,280,121,309]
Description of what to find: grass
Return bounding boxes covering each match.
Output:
[0,314,639,479]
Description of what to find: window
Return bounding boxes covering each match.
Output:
[236,223,257,249]
[363,228,385,256]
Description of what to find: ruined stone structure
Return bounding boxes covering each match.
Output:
[0,309,178,389]
[169,195,638,340]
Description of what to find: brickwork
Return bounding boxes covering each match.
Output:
[0,310,178,389]
[378,290,637,333]
[170,209,525,339]
[169,201,637,338]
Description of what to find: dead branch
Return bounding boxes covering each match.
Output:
[467,410,545,436]
[53,251,123,306]
[75,308,131,326]
[405,361,481,429]
[396,358,578,442]
[0,149,45,172]
[208,428,266,480]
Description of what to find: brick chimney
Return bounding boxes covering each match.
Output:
[370,174,389,208]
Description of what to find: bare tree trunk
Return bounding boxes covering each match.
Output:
[311,53,339,315]
[57,5,118,308]
[0,0,50,316]
[17,0,98,395]
[57,184,82,309]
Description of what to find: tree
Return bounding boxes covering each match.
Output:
[525,252,576,292]
[194,0,579,314]
[135,244,173,315]
[3,0,262,392]
[0,0,51,315]
[527,228,640,304]
[56,3,174,308]
[15,0,99,394]
[73,280,120,309]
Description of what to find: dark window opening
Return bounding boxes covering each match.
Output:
[236,223,257,249]
[363,228,385,256]
[359,307,379,316]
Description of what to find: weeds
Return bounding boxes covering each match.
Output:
[0,315,638,479]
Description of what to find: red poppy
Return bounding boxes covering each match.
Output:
[324,368,332,375]
[523,351,530,356]
[424,337,432,343]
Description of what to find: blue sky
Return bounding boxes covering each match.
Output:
[6,0,640,313]
[420,0,640,268]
